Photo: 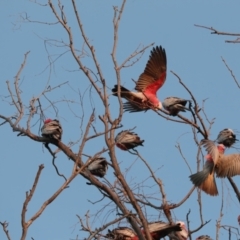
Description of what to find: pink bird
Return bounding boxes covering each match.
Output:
[112,46,167,112]
[115,130,144,151]
[238,215,240,225]
[196,235,213,240]
[216,128,238,147]
[41,119,62,141]
[190,139,240,196]
[162,97,191,116]
[87,158,108,178]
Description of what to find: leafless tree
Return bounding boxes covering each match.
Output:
[1,1,240,240]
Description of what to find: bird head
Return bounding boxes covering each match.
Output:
[44,118,52,124]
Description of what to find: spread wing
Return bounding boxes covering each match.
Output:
[135,45,167,95]
[201,139,219,165]
[216,154,240,177]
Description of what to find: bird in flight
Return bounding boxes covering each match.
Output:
[112,45,167,112]
[190,139,240,196]
[41,119,62,141]
[162,97,191,116]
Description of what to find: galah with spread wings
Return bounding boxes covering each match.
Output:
[88,157,108,178]
[162,97,191,116]
[112,45,167,112]
[41,119,62,141]
[190,139,240,196]
[196,235,213,240]
[115,130,144,150]
[106,221,183,240]
[216,128,238,147]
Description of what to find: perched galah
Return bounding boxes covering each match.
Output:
[112,45,167,112]
[115,130,144,151]
[162,97,191,116]
[168,221,188,240]
[238,215,240,225]
[216,128,238,147]
[106,227,137,240]
[41,119,62,141]
[87,158,108,178]
[106,221,183,240]
[190,139,240,196]
[196,235,213,240]
[146,221,182,239]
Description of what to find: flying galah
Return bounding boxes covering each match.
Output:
[168,221,188,240]
[112,45,167,112]
[190,139,240,196]
[196,235,213,240]
[115,130,144,150]
[87,158,108,178]
[41,119,62,141]
[162,97,191,116]
[106,221,183,240]
[216,128,238,147]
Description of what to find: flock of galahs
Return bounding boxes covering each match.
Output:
[40,46,240,239]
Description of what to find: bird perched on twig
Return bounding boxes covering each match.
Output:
[168,221,188,240]
[196,235,213,240]
[88,158,108,178]
[106,221,184,240]
[216,128,238,147]
[115,130,144,151]
[190,139,240,196]
[112,45,167,112]
[41,119,62,141]
[162,97,191,116]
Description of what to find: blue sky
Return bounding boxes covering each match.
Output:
[1,1,240,239]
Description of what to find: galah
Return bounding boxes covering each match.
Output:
[162,97,191,116]
[106,227,138,240]
[238,215,240,225]
[190,139,240,196]
[87,158,108,178]
[168,221,188,240]
[115,130,144,151]
[145,221,182,239]
[41,119,62,141]
[196,235,213,240]
[106,222,183,240]
[216,128,238,147]
[112,45,167,112]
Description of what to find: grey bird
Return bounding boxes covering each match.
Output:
[115,130,144,151]
[162,97,191,116]
[88,158,108,178]
[41,119,62,141]
[106,227,136,239]
[196,235,213,240]
[216,128,238,147]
